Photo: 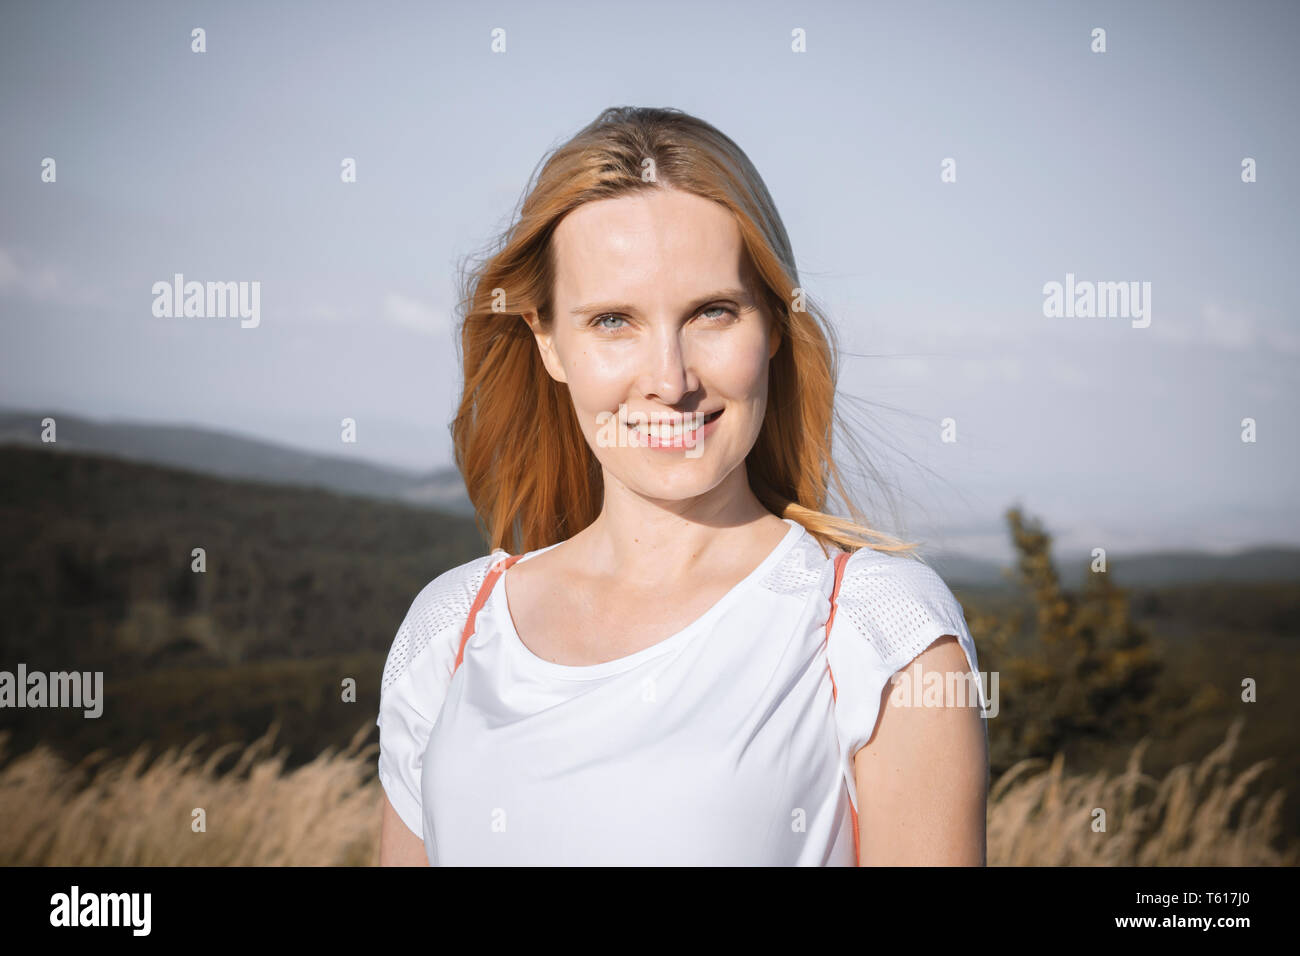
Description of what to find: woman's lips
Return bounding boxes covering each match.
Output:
[627,408,723,449]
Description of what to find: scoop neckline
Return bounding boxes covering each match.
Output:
[490,518,806,681]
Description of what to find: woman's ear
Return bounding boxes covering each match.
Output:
[524,310,568,384]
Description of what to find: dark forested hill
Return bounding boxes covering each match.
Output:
[0,444,486,674]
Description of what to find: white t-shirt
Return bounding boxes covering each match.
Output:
[376,517,984,865]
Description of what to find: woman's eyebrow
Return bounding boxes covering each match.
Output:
[568,288,751,317]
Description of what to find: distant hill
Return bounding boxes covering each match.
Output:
[0,407,473,514]
[927,545,1300,590]
[1058,548,1300,587]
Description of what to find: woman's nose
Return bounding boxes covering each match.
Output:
[637,329,698,405]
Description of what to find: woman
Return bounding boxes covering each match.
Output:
[377,106,988,866]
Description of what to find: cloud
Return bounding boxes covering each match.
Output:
[0,248,63,300]
[0,247,112,309]
[381,292,449,336]
[0,249,18,288]
[1148,302,1300,356]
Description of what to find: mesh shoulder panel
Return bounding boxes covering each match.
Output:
[379,550,503,692]
[830,547,973,671]
[759,531,835,597]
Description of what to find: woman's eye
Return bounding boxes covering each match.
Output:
[591,306,734,333]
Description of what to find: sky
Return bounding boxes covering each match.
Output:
[1,0,1297,562]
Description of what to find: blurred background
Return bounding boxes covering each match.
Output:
[0,0,1297,864]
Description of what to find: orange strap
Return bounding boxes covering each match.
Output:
[452,547,859,864]
[454,553,522,673]
[827,550,857,864]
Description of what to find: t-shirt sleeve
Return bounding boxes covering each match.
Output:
[375,551,500,838]
[823,547,986,812]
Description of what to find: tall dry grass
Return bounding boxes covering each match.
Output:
[1,718,1293,865]
[0,721,382,866]
[988,717,1296,865]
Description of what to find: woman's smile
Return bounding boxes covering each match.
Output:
[626,407,724,448]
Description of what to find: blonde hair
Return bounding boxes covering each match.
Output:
[452,106,919,559]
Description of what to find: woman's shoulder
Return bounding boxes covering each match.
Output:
[379,550,504,692]
[832,539,952,580]
[830,544,972,666]
[406,550,505,621]
[769,530,950,591]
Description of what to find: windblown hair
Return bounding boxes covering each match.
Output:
[452,106,918,559]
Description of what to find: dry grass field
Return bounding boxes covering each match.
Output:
[1,717,1292,866]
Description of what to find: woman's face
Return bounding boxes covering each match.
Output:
[526,187,780,505]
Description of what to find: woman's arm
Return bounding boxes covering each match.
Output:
[379,793,430,866]
[853,635,989,865]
